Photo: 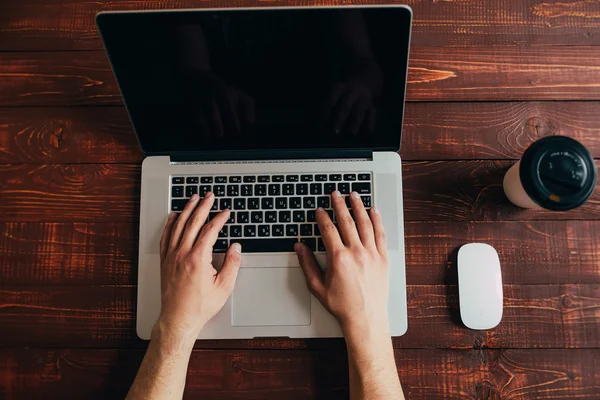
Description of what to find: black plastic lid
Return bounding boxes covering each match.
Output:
[519,136,597,211]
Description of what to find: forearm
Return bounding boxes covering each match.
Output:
[126,322,196,400]
[344,324,404,400]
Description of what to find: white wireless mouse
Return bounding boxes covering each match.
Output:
[457,243,503,330]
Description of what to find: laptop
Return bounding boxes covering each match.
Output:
[96,5,412,339]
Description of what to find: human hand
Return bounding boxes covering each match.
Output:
[157,193,242,341]
[321,82,376,136]
[294,190,389,337]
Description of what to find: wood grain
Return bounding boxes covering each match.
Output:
[0,348,598,400]
[2,103,600,164]
[1,162,597,223]
[0,284,598,349]
[1,221,599,286]
[3,48,600,106]
[1,0,600,51]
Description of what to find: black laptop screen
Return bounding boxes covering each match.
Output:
[97,7,412,155]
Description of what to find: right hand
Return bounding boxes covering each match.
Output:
[293,190,389,335]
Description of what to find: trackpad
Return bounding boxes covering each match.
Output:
[232,268,311,326]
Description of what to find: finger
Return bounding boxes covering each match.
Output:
[333,92,358,134]
[294,242,325,301]
[179,192,215,250]
[160,212,178,263]
[366,106,377,134]
[169,194,200,250]
[315,207,343,251]
[331,190,361,247]
[370,206,388,258]
[217,242,243,292]
[209,100,224,138]
[194,209,231,255]
[349,191,375,248]
[220,94,241,135]
[345,97,369,136]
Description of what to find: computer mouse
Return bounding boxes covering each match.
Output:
[457,243,503,330]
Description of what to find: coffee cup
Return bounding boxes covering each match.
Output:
[503,136,597,210]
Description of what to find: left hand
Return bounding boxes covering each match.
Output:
[157,193,242,340]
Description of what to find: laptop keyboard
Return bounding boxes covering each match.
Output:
[170,173,372,253]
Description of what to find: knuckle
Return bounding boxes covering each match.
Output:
[321,222,337,234]
[339,214,354,226]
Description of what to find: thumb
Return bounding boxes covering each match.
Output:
[217,242,242,291]
[294,242,325,301]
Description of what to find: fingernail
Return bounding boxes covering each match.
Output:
[372,206,380,215]
[168,212,176,219]
[317,207,325,212]
[351,191,360,199]
[232,242,242,253]
[205,192,213,198]
[190,194,199,201]
[333,190,342,198]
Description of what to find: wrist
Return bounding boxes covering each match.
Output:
[151,319,198,354]
[342,318,392,357]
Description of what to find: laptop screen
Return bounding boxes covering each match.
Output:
[97,7,412,156]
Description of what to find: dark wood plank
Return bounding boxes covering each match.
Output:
[0,284,597,349]
[1,162,598,222]
[0,348,598,400]
[2,48,600,106]
[1,0,599,51]
[2,221,599,286]
[2,103,600,163]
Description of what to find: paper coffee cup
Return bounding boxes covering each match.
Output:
[503,136,597,210]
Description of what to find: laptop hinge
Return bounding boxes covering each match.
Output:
[169,149,373,162]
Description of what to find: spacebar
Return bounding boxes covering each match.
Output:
[231,238,298,253]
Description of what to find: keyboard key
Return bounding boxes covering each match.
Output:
[266,211,277,222]
[241,185,253,196]
[286,175,299,182]
[286,224,298,236]
[215,176,227,183]
[358,174,370,181]
[303,197,316,209]
[171,199,187,211]
[234,198,246,210]
[237,212,249,223]
[227,185,239,197]
[275,197,288,209]
[268,184,281,196]
[243,176,256,183]
[300,224,313,236]
[258,175,270,182]
[219,226,228,238]
[290,197,302,209]
[220,198,232,210]
[314,224,320,236]
[272,175,285,182]
[297,184,308,195]
[214,185,225,196]
[229,176,242,183]
[310,183,322,195]
[307,210,316,222]
[172,177,184,184]
[318,238,326,252]
[329,174,342,181]
[208,211,219,220]
[244,225,256,237]
[255,184,267,196]
[251,211,264,223]
[201,177,213,183]
[338,182,350,194]
[343,174,356,181]
[273,224,285,236]
[200,185,212,196]
[324,183,336,194]
[300,237,317,251]
[361,196,372,207]
[301,175,313,182]
[229,238,297,253]
[248,198,260,210]
[326,210,334,220]
[345,196,352,208]
[317,196,330,208]
[352,182,371,194]
[227,212,235,224]
[211,201,218,211]
[279,211,291,223]
[315,174,328,181]
[258,225,270,237]
[230,225,242,237]
[261,198,274,209]
[186,177,199,184]
[293,211,306,222]
[185,186,198,197]
[172,186,184,198]
[214,239,228,253]
[283,184,294,195]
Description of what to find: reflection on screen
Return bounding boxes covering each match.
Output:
[98,8,412,154]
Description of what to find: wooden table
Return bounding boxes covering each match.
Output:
[1,1,599,398]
